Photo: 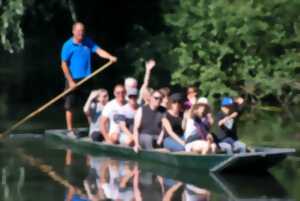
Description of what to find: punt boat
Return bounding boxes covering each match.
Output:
[45,128,295,173]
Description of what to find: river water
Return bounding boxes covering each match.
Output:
[0,133,299,201]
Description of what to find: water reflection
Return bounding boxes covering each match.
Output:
[0,138,296,201]
[64,150,293,201]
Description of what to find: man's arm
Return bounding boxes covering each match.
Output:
[95,48,117,62]
[83,90,99,123]
[100,116,110,143]
[61,61,76,88]
[133,108,142,152]
[119,121,133,136]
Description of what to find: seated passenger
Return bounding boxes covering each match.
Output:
[100,85,127,144]
[133,90,165,152]
[184,102,217,154]
[158,93,186,152]
[216,97,246,154]
[114,88,139,146]
[83,89,109,141]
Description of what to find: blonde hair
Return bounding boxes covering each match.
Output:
[190,103,209,118]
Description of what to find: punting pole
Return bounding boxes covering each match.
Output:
[0,60,114,138]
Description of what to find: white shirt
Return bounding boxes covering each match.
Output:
[119,104,137,120]
[102,99,126,134]
[88,101,104,135]
[184,118,198,140]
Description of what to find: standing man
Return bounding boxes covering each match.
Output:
[61,22,117,137]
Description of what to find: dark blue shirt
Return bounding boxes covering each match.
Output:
[61,37,100,79]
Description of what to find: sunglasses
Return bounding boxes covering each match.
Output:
[115,91,126,95]
[128,95,138,99]
[153,96,162,101]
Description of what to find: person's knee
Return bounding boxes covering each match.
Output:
[219,143,232,154]
[124,136,134,146]
[110,133,119,144]
[210,143,217,153]
[234,141,246,152]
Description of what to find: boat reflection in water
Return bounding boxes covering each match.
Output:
[64,151,294,201]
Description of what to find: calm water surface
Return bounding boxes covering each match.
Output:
[0,136,299,201]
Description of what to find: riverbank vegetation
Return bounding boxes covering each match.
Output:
[1,0,300,111]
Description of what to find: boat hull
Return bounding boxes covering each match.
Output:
[45,129,295,173]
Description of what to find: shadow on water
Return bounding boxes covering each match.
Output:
[0,136,297,201]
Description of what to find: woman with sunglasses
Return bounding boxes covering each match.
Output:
[133,90,165,152]
[156,93,186,152]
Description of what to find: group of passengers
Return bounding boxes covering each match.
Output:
[83,60,246,155]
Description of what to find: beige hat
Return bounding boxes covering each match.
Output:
[197,97,209,104]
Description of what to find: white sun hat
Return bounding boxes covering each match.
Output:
[197,97,209,105]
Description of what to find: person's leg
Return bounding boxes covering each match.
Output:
[185,140,208,154]
[64,84,76,137]
[186,134,201,144]
[163,137,185,152]
[109,132,119,144]
[139,134,154,150]
[233,141,247,153]
[119,133,134,146]
[91,131,103,142]
[218,142,233,154]
[210,143,217,154]
[66,110,73,130]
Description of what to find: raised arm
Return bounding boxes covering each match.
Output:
[133,108,142,152]
[138,59,155,102]
[83,90,100,122]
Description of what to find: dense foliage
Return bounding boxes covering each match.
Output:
[128,0,300,106]
[0,0,24,53]
[166,0,300,105]
[0,0,76,53]
[1,0,300,107]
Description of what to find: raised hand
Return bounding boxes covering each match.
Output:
[145,59,156,71]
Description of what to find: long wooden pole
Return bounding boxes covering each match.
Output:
[0,60,114,138]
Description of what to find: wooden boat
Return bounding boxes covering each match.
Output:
[45,128,295,173]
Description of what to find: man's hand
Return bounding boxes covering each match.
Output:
[90,90,100,99]
[109,56,117,63]
[146,59,156,71]
[133,144,141,153]
[68,79,76,89]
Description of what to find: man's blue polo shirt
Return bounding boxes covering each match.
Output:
[61,37,100,79]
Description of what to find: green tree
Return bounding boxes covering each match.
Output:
[164,0,300,105]
[0,0,24,53]
[0,0,76,53]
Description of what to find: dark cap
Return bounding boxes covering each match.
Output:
[170,93,183,102]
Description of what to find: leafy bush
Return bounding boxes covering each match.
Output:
[0,0,24,53]
[164,0,300,105]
